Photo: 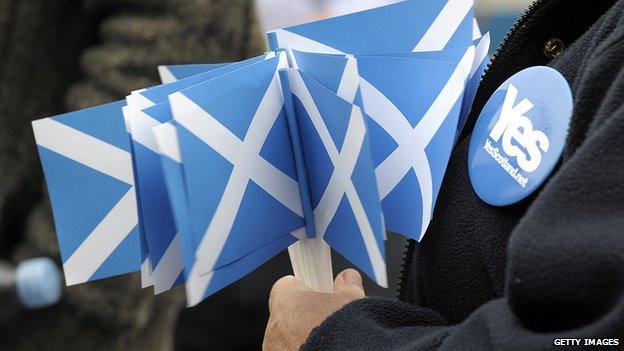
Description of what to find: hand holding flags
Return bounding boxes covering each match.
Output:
[32,0,490,306]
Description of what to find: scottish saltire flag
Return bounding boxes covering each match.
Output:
[123,54,280,292]
[168,53,307,305]
[279,51,387,284]
[357,50,475,239]
[33,101,141,285]
[284,68,387,285]
[269,0,489,148]
[33,0,492,306]
[270,0,485,240]
[153,122,302,306]
[172,54,303,269]
[291,47,476,240]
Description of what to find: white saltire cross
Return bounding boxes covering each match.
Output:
[360,47,475,240]
[270,0,472,55]
[32,118,138,285]
[288,70,387,286]
[412,0,474,52]
[170,68,305,305]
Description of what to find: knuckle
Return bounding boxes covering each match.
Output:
[269,275,295,310]
[272,275,295,293]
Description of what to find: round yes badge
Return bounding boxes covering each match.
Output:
[468,66,573,206]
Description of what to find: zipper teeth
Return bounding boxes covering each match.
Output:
[395,0,547,301]
[395,237,413,299]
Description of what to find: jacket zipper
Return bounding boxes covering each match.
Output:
[395,0,549,300]
[471,0,548,103]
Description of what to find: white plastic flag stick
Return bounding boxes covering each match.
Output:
[288,237,333,293]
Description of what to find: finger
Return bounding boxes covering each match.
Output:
[333,269,365,298]
[268,275,310,311]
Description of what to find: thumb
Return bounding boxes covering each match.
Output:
[333,269,365,298]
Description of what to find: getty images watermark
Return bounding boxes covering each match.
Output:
[553,338,620,347]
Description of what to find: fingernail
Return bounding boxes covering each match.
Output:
[341,269,362,287]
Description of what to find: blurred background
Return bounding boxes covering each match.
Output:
[0,0,531,350]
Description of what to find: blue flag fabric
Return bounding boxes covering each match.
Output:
[285,68,386,286]
[271,0,480,240]
[33,101,141,285]
[123,53,283,291]
[158,63,231,83]
[291,48,476,240]
[128,103,183,293]
[152,123,195,281]
[153,122,300,305]
[128,54,273,111]
[268,0,473,54]
[168,53,307,305]
[356,50,475,239]
[124,54,280,290]
[32,0,490,306]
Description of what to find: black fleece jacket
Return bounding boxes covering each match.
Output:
[304,0,624,349]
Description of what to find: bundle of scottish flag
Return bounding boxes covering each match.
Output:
[32,0,489,306]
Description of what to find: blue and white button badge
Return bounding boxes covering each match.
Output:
[468,66,573,206]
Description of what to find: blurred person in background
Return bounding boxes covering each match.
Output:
[255,0,401,31]
[0,0,263,350]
